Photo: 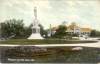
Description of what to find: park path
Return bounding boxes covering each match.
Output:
[0,40,100,48]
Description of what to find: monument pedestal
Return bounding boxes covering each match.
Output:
[28,33,43,39]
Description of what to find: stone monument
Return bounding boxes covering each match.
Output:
[28,7,43,39]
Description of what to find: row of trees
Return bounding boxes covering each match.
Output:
[53,25,100,38]
[0,19,71,39]
[51,24,100,38]
[0,19,47,39]
[0,19,31,39]
[0,19,100,39]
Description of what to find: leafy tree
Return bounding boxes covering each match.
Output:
[90,30,100,37]
[53,25,67,38]
[0,19,31,39]
[39,24,48,38]
[90,30,96,37]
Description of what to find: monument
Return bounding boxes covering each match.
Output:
[28,7,44,39]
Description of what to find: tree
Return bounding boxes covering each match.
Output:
[39,24,48,38]
[90,30,100,37]
[90,30,96,37]
[0,19,30,39]
[53,25,67,38]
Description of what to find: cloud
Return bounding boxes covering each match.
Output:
[0,0,100,30]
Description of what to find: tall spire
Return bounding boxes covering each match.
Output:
[34,7,37,19]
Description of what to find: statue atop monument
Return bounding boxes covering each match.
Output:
[28,7,44,39]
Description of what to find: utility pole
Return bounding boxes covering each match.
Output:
[48,24,52,37]
[50,24,52,37]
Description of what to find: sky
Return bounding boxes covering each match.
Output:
[0,0,100,30]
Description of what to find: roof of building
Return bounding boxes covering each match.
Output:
[80,28,91,32]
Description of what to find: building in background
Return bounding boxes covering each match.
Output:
[52,22,91,37]
[67,22,91,37]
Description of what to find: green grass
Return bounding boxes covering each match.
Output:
[0,39,98,45]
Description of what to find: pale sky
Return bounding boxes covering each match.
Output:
[0,0,100,30]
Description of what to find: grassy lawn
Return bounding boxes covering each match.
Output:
[0,39,98,45]
[2,46,100,63]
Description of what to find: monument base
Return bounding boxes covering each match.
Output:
[28,33,44,39]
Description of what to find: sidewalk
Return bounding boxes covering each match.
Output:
[0,41,100,48]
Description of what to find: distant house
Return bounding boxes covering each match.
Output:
[66,22,91,36]
[51,22,91,37]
